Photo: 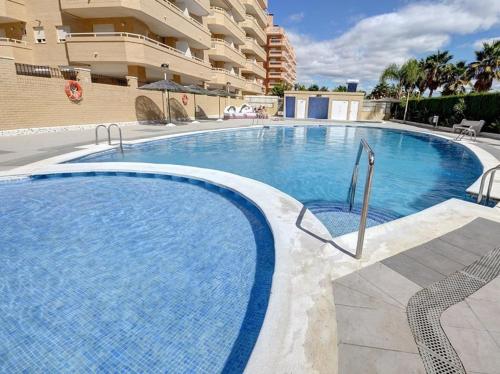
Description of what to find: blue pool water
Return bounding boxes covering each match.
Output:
[78,126,483,234]
[0,173,274,373]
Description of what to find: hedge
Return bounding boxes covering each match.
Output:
[393,92,500,133]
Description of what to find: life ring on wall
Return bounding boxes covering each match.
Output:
[182,94,189,106]
[65,80,83,102]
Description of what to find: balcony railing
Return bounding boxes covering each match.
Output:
[211,38,244,57]
[15,63,77,80]
[0,37,26,45]
[66,32,209,65]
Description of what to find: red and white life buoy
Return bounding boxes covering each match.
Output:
[65,80,83,102]
[182,94,189,106]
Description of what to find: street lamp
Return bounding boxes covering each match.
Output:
[161,63,169,81]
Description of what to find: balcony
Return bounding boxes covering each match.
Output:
[267,61,284,70]
[223,0,246,21]
[242,59,266,78]
[0,0,26,22]
[244,79,263,94]
[207,7,246,45]
[267,26,284,36]
[65,32,213,81]
[208,38,245,67]
[211,68,245,89]
[241,0,267,28]
[60,0,211,49]
[241,15,266,45]
[241,37,266,61]
[0,37,31,62]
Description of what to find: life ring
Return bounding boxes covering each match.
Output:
[65,80,83,102]
[182,94,189,106]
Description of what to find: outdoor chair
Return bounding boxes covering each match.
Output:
[453,119,485,142]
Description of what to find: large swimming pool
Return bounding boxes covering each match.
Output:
[0,173,274,373]
[78,126,483,234]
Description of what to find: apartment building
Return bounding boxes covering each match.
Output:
[0,0,268,95]
[265,14,296,94]
[207,0,267,95]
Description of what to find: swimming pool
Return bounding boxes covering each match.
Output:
[0,173,274,373]
[77,126,483,235]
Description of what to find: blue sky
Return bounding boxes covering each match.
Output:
[268,0,500,91]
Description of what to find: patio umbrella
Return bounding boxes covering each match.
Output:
[184,85,215,123]
[209,89,230,121]
[139,80,188,126]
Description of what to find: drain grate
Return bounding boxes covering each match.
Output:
[407,247,500,374]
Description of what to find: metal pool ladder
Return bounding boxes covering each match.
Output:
[95,124,123,152]
[347,138,375,259]
[476,164,500,205]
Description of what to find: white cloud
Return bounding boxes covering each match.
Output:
[288,12,305,23]
[473,36,499,49]
[291,0,500,89]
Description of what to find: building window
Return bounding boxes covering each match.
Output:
[33,27,46,43]
[56,26,70,42]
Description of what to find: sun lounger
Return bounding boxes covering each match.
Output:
[453,119,485,142]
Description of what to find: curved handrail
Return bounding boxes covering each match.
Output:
[347,138,375,259]
[107,124,123,153]
[477,164,500,204]
[95,124,108,145]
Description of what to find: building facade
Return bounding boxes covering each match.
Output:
[265,14,296,94]
[0,0,268,95]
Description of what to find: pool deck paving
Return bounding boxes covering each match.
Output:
[334,217,500,374]
[2,119,500,373]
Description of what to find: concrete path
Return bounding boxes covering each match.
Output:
[333,218,500,374]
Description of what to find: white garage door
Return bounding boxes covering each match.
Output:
[331,100,348,121]
[296,99,306,119]
[349,101,359,121]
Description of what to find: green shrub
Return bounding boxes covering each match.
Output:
[394,92,500,133]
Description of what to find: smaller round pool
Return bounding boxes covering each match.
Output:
[0,173,275,373]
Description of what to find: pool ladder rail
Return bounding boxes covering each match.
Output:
[476,164,500,205]
[95,124,124,153]
[347,138,375,259]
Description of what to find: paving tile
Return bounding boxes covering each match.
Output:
[338,343,425,374]
[357,262,422,306]
[382,254,445,288]
[462,218,500,244]
[335,304,418,353]
[467,299,500,333]
[439,229,498,257]
[469,277,500,303]
[334,271,402,309]
[490,331,500,349]
[444,326,500,374]
[429,238,480,266]
[441,301,484,330]
[403,245,464,276]
[333,282,404,311]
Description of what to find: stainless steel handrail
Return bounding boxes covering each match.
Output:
[477,164,500,204]
[95,124,123,153]
[107,123,123,153]
[95,124,108,145]
[347,138,375,259]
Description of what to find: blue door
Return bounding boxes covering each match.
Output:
[285,96,296,118]
[307,97,329,119]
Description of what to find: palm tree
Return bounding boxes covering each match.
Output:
[423,50,453,97]
[308,84,319,91]
[399,59,423,121]
[466,40,500,92]
[368,82,397,99]
[441,61,469,96]
[380,63,404,98]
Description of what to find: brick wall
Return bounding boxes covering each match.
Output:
[0,57,244,130]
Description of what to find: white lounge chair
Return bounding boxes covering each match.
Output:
[453,119,485,142]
